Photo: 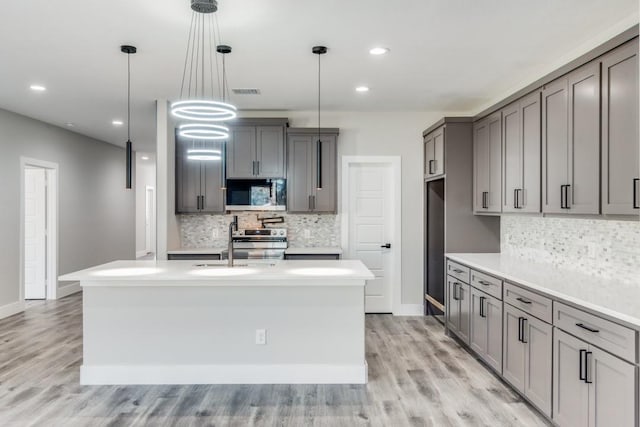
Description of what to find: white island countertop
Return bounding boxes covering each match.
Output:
[447,253,640,329]
[59,259,372,286]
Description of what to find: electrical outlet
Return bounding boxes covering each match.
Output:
[255,329,266,345]
[303,229,311,239]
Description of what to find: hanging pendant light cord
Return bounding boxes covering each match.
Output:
[318,51,321,143]
[127,52,131,142]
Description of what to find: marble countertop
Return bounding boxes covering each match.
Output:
[447,253,640,329]
[59,259,373,286]
[167,247,343,255]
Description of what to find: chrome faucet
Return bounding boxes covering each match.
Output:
[228,215,238,267]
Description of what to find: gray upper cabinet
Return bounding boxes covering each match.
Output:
[543,62,601,214]
[175,138,225,214]
[601,39,639,215]
[286,128,338,213]
[474,112,502,214]
[424,126,445,179]
[502,92,541,213]
[226,120,287,179]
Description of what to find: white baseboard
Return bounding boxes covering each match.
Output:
[393,304,424,316]
[81,362,368,385]
[56,282,81,299]
[0,300,25,320]
[136,250,149,258]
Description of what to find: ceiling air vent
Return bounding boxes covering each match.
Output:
[232,88,261,95]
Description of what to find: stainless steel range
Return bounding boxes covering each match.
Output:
[222,228,288,260]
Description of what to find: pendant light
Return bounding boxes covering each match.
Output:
[312,46,327,190]
[171,0,236,140]
[121,44,137,189]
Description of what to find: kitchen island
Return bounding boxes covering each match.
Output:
[59,260,373,385]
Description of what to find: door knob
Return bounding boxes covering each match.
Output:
[380,243,391,249]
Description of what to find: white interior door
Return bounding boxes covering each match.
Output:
[24,168,47,300]
[145,187,155,254]
[347,163,393,313]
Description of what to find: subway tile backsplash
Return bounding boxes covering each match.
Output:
[501,215,640,284]
[179,212,341,248]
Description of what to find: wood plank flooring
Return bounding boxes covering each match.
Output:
[0,294,549,426]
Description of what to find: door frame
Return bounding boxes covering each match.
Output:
[145,185,156,255]
[20,157,59,300]
[341,156,402,315]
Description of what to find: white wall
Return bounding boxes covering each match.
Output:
[240,110,455,305]
[0,107,135,313]
[135,153,156,256]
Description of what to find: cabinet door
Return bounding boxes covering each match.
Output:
[484,295,502,372]
[473,120,490,213]
[524,315,552,417]
[487,112,502,212]
[502,102,521,212]
[567,62,601,214]
[175,141,202,214]
[200,141,225,213]
[286,135,313,213]
[226,126,256,178]
[503,304,526,392]
[469,287,488,356]
[313,135,337,213]
[433,127,445,176]
[602,39,639,215]
[542,77,569,213]
[520,92,541,213]
[446,276,461,335]
[424,134,435,178]
[553,329,589,427]
[255,126,285,178]
[458,283,471,344]
[588,346,636,427]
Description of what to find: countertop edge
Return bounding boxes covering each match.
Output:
[446,253,640,330]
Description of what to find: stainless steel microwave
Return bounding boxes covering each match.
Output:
[225,179,286,211]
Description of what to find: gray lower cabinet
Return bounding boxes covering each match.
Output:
[601,39,640,215]
[542,62,601,214]
[553,328,635,427]
[424,125,444,179]
[473,112,502,213]
[226,120,287,179]
[446,275,470,344]
[503,303,552,417]
[502,91,541,213]
[175,139,224,214]
[287,129,338,213]
[469,287,502,372]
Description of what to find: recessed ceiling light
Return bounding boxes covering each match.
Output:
[141,156,149,160]
[30,84,46,92]
[112,120,124,126]
[369,47,389,56]
[355,86,370,92]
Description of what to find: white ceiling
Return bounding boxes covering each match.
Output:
[0,0,637,151]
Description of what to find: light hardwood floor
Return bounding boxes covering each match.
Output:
[0,294,549,426]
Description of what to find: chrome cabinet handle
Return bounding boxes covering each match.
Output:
[516,297,532,304]
[576,323,599,333]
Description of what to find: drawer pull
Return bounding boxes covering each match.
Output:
[452,268,463,274]
[516,297,532,304]
[478,280,491,286]
[576,323,600,333]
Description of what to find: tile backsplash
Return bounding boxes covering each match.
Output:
[501,215,640,284]
[179,212,341,248]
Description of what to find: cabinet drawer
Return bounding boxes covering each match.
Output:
[554,302,636,363]
[447,260,470,283]
[504,282,552,323]
[470,269,502,300]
